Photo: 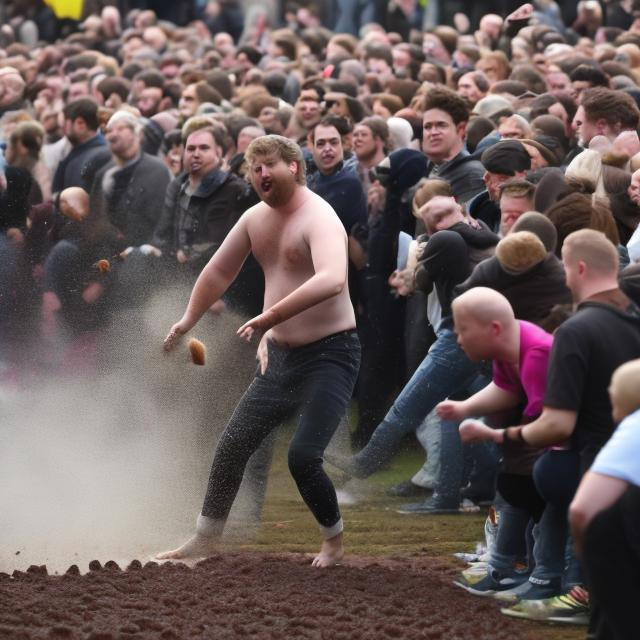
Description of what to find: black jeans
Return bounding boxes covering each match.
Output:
[201,329,361,535]
[585,485,640,640]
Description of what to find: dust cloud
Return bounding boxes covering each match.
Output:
[0,285,260,574]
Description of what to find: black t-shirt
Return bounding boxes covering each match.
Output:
[544,296,640,473]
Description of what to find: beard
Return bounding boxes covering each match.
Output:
[260,177,297,208]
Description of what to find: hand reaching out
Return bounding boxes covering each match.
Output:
[164,320,190,351]
[436,399,468,422]
[237,310,278,343]
[459,419,504,444]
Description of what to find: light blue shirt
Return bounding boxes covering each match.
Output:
[591,408,640,487]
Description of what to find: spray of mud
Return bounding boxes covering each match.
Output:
[0,284,262,574]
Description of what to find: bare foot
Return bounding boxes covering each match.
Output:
[156,534,219,560]
[311,533,343,568]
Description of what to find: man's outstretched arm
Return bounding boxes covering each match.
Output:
[165,215,252,349]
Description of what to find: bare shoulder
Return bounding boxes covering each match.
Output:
[304,191,345,232]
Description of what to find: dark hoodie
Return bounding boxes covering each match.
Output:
[415,221,499,322]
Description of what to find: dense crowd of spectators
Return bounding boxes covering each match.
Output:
[1,0,640,637]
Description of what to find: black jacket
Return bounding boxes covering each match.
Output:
[425,151,486,204]
[52,133,111,194]
[90,152,171,250]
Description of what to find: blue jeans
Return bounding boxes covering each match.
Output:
[531,449,582,586]
[202,330,360,536]
[347,325,482,477]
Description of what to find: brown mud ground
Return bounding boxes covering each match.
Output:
[0,424,583,640]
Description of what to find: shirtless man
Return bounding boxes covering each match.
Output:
[158,135,360,567]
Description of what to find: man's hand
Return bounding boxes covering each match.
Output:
[237,310,277,343]
[436,399,468,422]
[256,330,271,374]
[459,419,504,444]
[164,320,190,352]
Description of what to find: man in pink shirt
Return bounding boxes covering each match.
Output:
[436,286,554,598]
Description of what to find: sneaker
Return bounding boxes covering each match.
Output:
[461,561,489,582]
[386,480,433,498]
[501,585,590,625]
[396,496,461,515]
[494,576,562,603]
[454,568,529,597]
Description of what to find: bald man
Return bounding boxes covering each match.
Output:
[438,287,555,598]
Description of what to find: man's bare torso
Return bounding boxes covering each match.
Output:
[247,189,356,347]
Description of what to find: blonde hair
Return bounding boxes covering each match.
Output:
[245,134,306,185]
[609,358,640,417]
[496,231,547,274]
[412,178,453,218]
[565,149,606,198]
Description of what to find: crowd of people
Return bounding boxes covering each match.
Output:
[1,0,640,637]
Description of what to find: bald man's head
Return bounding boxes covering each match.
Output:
[452,287,516,361]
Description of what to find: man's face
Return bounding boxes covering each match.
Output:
[366,57,391,76]
[311,124,344,175]
[572,104,600,146]
[628,170,640,206]
[483,170,512,201]
[572,80,592,101]
[258,106,284,134]
[498,118,525,139]
[546,71,571,93]
[106,120,138,159]
[352,124,379,162]
[179,84,199,118]
[67,81,89,102]
[453,307,492,362]
[184,130,221,178]
[64,117,86,146]
[422,108,464,163]
[137,87,162,117]
[295,96,321,129]
[248,152,298,208]
[499,195,532,236]
[457,73,484,105]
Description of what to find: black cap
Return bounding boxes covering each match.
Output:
[481,139,531,175]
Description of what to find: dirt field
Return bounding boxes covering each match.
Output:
[3,552,549,640]
[0,441,584,640]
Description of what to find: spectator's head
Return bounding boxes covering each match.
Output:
[456,71,490,105]
[609,359,640,423]
[183,126,223,181]
[96,76,131,110]
[628,167,640,206]
[496,231,547,274]
[466,116,496,154]
[561,228,620,302]
[411,178,453,218]
[0,67,26,108]
[418,195,465,235]
[309,118,344,176]
[387,117,414,150]
[63,98,100,146]
[179,81,222,119]
[294,88,322,130]
[245,134,306,206]
[546,193,620,257]
[258,105,292,135]
[451,287,517,362]
[572,87,640,145]
[511,211,558,253]
[353,117,389,165]
[498,179,536,235]
[236,125,266,155]
[162,129,183,176]
[476,51,511,83]
[5,120,45,168]
[569,64,609,99]
[421,87,470,164]
[498,114,532,139]
[137,86,163,117]
[481,140,532,201]
[105,110,142,162]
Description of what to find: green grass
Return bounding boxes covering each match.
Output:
[233,424,584,640]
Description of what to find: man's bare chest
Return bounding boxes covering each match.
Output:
[250,219,313,272]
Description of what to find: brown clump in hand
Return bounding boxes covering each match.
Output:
[188,338,206,365]
[95,259,110,274]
